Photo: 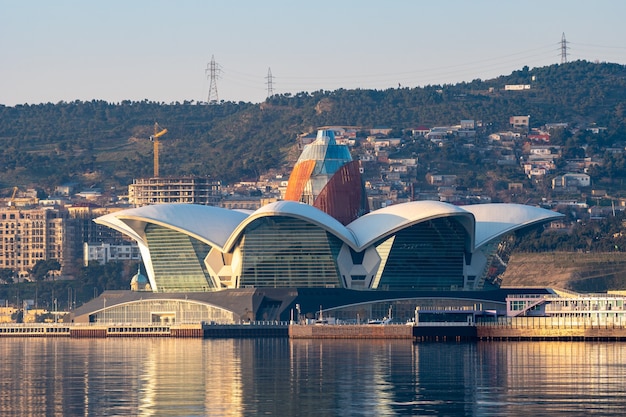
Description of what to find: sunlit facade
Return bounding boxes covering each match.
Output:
[285,129,368,225]
[86,128,564,323]
[95,200,562,294]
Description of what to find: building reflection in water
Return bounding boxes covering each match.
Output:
[0,338,625,416]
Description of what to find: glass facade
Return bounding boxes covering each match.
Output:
[482,234,515,287]
[238,217,342,288]
[375,218,468,290]
[94,299,236,324]
[145,224,215,292]
[324,298,503,324]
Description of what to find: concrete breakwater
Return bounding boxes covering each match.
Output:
[0,323,209,338]
[0,323,415,339]
[289,324,414,339]
[0,323,289,338]
[477,322,626,341]
[3,321,626,341]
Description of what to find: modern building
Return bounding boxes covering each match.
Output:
[93,200,562,294]
[75,129,564,324]
[284,129,368,225]
[128,177,221,207]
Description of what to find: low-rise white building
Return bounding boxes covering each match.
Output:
[552,173,591,189]
[83,242,141,266]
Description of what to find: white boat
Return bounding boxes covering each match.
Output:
[368,306,393,325]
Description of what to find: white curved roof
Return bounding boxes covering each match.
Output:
[95,204,249,249]
[461,203,564,248]
[96,201,563,255]
[95,210,148,245]
[222,200,359,251]
[347,200,476,249]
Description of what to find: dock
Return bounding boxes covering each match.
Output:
[0,323,287,338]
[0,324,204,338]
[289,324,413,339]
[476,319,626,341]
[2,320,626,341]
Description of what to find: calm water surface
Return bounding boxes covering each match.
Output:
[0,337,625,416]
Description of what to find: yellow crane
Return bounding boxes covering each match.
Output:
[150,122,168,177]
[8,186,18,209]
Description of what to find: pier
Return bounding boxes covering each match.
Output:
[289,324,413,339]
[0,323,287,338]
[2,319,626,341]
[476,318,626,341]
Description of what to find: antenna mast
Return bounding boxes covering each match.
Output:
[560,32,569,64]
[265,67,275,98]
[205,55,221,104]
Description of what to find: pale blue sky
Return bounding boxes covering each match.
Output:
[1,0,625,106]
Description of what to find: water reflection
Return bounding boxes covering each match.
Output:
[0,338,625,416]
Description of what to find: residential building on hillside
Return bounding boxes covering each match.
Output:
[505,84,531,91]
[552,173,591,190]
[510,115,530,130]
[411,126,430,136]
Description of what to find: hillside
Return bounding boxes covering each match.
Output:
[501,252,626,292]
[0,60,625,194]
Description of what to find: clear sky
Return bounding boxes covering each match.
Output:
[1,0,625,106]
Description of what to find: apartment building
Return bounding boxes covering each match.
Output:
[0,207,71,281]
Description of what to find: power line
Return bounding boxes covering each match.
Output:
[265,67,275,98]
[205,55,221,104]
[211,38,623,102]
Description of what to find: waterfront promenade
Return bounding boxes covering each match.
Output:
[2,319,626,340]
[0,322,288,338]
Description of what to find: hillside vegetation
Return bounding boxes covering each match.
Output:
[0,60,625,193]
[501,252,626,292]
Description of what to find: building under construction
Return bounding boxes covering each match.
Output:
[128,177,221,207]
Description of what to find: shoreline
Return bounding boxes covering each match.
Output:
[2,322,626,341]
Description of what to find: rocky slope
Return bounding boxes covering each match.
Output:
[500,252,626,292]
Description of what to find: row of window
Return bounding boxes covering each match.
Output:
[0,213,47,220]
[2,238,57,245]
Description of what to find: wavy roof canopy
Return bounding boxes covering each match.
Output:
[95,201,563,253]
[222,200,359,252]
[461,203,564,248]
[347,201,476,249]
[95,203,248,248]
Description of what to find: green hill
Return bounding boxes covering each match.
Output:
[0,60,625,194]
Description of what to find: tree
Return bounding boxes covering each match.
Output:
[30,260,61,282]
[0,268,15,284]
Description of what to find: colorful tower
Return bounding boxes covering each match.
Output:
[285,129,369,225]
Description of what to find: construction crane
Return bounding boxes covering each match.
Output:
[8,186,18,209]
[150,122,168,177]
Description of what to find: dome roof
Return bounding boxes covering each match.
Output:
[130,266,148,284]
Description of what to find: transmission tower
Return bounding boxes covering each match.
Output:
[205,55,221,104]
[560,32,569,64]
[265,67,275,98]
